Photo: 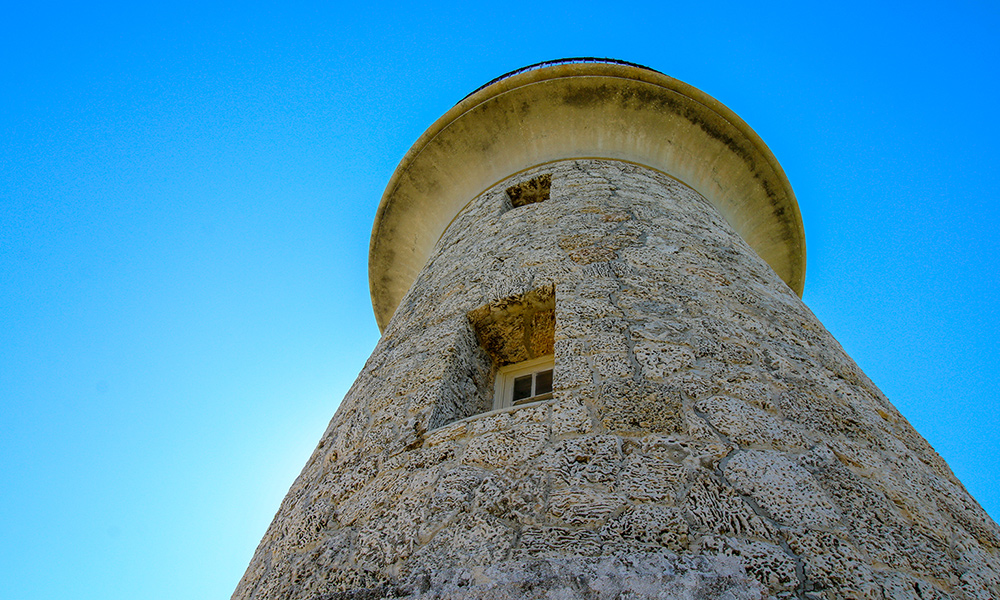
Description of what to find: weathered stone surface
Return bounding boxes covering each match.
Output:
[394,554,766,599]
[234,160,1000,600]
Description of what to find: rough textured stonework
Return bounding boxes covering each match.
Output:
[233,159,1000,599]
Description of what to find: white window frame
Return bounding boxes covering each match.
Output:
[493,355,555,410]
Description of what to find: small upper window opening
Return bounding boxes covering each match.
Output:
[506,174,551,208]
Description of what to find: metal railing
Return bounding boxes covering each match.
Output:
[461,57,662,101]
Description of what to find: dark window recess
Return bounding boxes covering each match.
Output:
[506,174,552,208]
[535,369,553,395]
[513,375,533,402]
[511,367,554,406]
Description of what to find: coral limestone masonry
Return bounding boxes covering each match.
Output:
[233,60,1000,600]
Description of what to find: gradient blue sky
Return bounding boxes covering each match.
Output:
[2,2,998,599]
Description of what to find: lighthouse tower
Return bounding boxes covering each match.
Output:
[233,60,1000,600]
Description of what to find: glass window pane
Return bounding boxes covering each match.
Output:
[535,369,553,395]
[513,375,533,401]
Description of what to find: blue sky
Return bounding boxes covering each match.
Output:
[2,2,998,599]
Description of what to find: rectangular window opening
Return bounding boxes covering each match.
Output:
[495,355,555,409]
[506,173,551,208]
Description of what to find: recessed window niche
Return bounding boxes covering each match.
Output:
[468,285,556,411]
[425,287,556,431]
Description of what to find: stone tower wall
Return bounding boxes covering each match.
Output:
[233,160,1000,600]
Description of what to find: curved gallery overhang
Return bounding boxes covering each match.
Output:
[369,60,806,332]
